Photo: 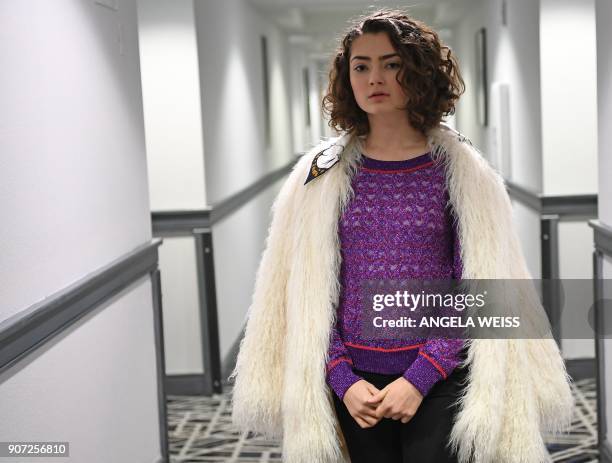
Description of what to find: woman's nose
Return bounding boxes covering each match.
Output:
[369,68,384,85]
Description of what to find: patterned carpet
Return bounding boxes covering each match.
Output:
[167,377,598,462]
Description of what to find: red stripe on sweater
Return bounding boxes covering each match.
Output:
[359,161,435,174]
[419,351,448,379]
[345,342,425,352]
[327,356,353,372]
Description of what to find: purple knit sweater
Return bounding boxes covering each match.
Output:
[326,151,466,401]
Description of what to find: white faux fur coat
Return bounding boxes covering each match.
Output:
[228,123,575,463]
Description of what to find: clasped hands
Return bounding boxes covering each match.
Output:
[343,377,424,429]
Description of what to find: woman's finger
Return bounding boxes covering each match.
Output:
[354,415,369,428]
[365,382,380,396]
[360,413,379,427]
[360,404,379,418]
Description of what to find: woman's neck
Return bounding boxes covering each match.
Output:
[364,113,429,161]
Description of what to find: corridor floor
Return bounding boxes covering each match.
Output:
[167,377,597,462]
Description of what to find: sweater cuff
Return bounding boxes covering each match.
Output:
[402,353,447,397]
[326,360,363,401]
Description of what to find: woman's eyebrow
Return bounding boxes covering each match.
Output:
[350,53,399,62]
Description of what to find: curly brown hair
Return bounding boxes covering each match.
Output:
[322,8,465,136]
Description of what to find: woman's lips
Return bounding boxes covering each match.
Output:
[369,93,389,99]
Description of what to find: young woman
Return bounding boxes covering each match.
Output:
[229,9,574,463]
[320,12,469,463]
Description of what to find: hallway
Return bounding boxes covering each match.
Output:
[2,0,612,462]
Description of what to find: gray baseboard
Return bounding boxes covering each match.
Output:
[566,357,596,381]
[165,374,208,395]
[601,439,612,463]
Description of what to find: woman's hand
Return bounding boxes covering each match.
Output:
[365,377,423,424]
[343,380,383,428]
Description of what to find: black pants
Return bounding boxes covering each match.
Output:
[332,365,469,463]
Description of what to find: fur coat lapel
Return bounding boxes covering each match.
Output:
[229,123,575,463]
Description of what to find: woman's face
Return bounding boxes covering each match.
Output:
[348,32,409,116]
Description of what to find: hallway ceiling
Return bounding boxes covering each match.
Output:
[247,0,477,56]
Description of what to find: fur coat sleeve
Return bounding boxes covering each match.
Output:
[227,147,316,440]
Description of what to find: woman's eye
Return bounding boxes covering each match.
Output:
[387,62,401,69]
[354,64,366,72]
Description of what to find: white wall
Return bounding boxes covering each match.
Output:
[307,58,324,144]
[138,0,206,209]
[487,0,543,192]
[596,0,612,439]
[316,58,334,139]
[0,1,161,461]
[289,45,312,155]
[137,0,206,375]
[156,236,204,374]
[193,0,296,365]
[452,0,543,193]
[453,0,597,360]
[452,0,543,278]
[0,277,160,463]
[596,0,612,224]
[450,0,488,155]
[540,0,598,196]
[540,0,598,359]
[136,0,297,376]
[194,0,294,204]
[558,221,596,359]
[512,202,542,279]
